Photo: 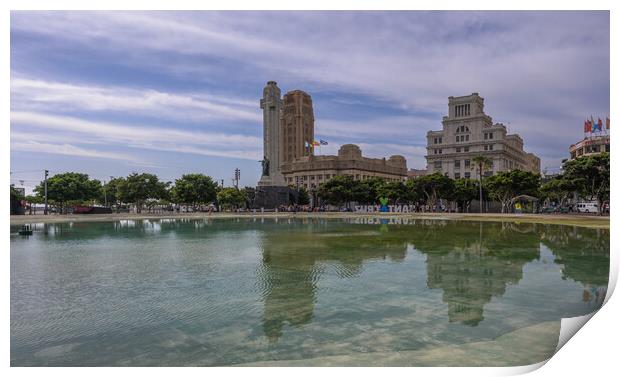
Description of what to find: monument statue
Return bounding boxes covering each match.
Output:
[261,157,270,176]
[258,81,286,187]
[253,81,297,209]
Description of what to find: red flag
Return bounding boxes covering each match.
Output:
[584,120,588,132]
[586,120,592,133]
[598,118,603,130]
[606,117,610,130]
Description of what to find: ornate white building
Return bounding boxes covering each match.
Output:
[425,93,540,179]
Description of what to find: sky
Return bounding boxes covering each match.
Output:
[10,11,610,193]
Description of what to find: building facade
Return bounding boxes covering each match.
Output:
[281,144,407,190]
[426,93,540,179]
[281,90,315,163]
[407,168,427,179]
[569,135,610,160]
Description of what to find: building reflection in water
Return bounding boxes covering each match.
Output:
[256,218,609,339]
[257,221,407,342]
[417,222,540,326]
[15,217,609,340]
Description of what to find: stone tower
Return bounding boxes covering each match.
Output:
[281,90,315,163]
[258,81,286,187]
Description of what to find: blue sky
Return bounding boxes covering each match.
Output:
[10,11,610,192]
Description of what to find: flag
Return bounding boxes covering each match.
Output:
[320,139,328,145]
[586,120,592,133]
[606,117,610,130]
[312,141,321,147]
[584,120,589,133]
[591,116,598,131]
[598,118,603,131]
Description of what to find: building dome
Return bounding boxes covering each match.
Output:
[338,144,362,159]
[388,155,406,167]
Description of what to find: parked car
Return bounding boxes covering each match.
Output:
[575,202,599,213]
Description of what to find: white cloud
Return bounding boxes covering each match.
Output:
[11,77,261,123]
[11,140,138,162]
[10,11,609,171]
[11,111,263,161]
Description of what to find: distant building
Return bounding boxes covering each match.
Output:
[426,93,540,179]
[407,168,427,179]
[281,90,315,163]
[281,144,407,190]
[569,135,610,160]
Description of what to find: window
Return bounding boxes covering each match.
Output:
[484,145,488,151]
[454,160,460,169]
[434,161,442,169]
[464,172,471,179]
[454,173,460,179]
[489,132,493,139]
[489,144,494,151]
[464,159,470,168]
[464,146,469,152]
[465,135,469,141]
[438,149,442,154]
[456,147,461,152]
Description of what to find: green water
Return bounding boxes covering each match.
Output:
[10,218,609,366]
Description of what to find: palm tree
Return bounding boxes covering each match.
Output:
[471,155,492,213]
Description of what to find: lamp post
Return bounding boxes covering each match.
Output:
[44,169,49,215]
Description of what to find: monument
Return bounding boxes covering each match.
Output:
[253,81,297,208]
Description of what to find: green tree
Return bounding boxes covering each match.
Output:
[10,185,24,201]
[471,155,492,213]
[216,187,247,211]
[297,186,310,205]
[34,172,102,214]
[100,177,126,209]
[317,175,356,207]
[359,177,386,204]
[376,181,408,204]
[404,178,422,204]
[561,153,610,215]
[117,173,169,213]
[539,175,577,206]
[484,170,540,213]
[411,173,455,207]
[242,186,256,208]
[452,178,479,212]
[10,185,26,215]
[24,194,43,215]
[170,173,218,208]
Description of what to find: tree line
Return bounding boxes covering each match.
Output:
[316,153,609,215]
[12,153,609,215]
[15,173,259,214]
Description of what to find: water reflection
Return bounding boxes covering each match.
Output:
[540,225,609,306]
[419,222,539,326]
[256,219,607,337]
[10,217,610,366]
[258,224,407,341]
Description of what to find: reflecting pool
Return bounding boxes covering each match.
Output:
[10,218,609,366]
